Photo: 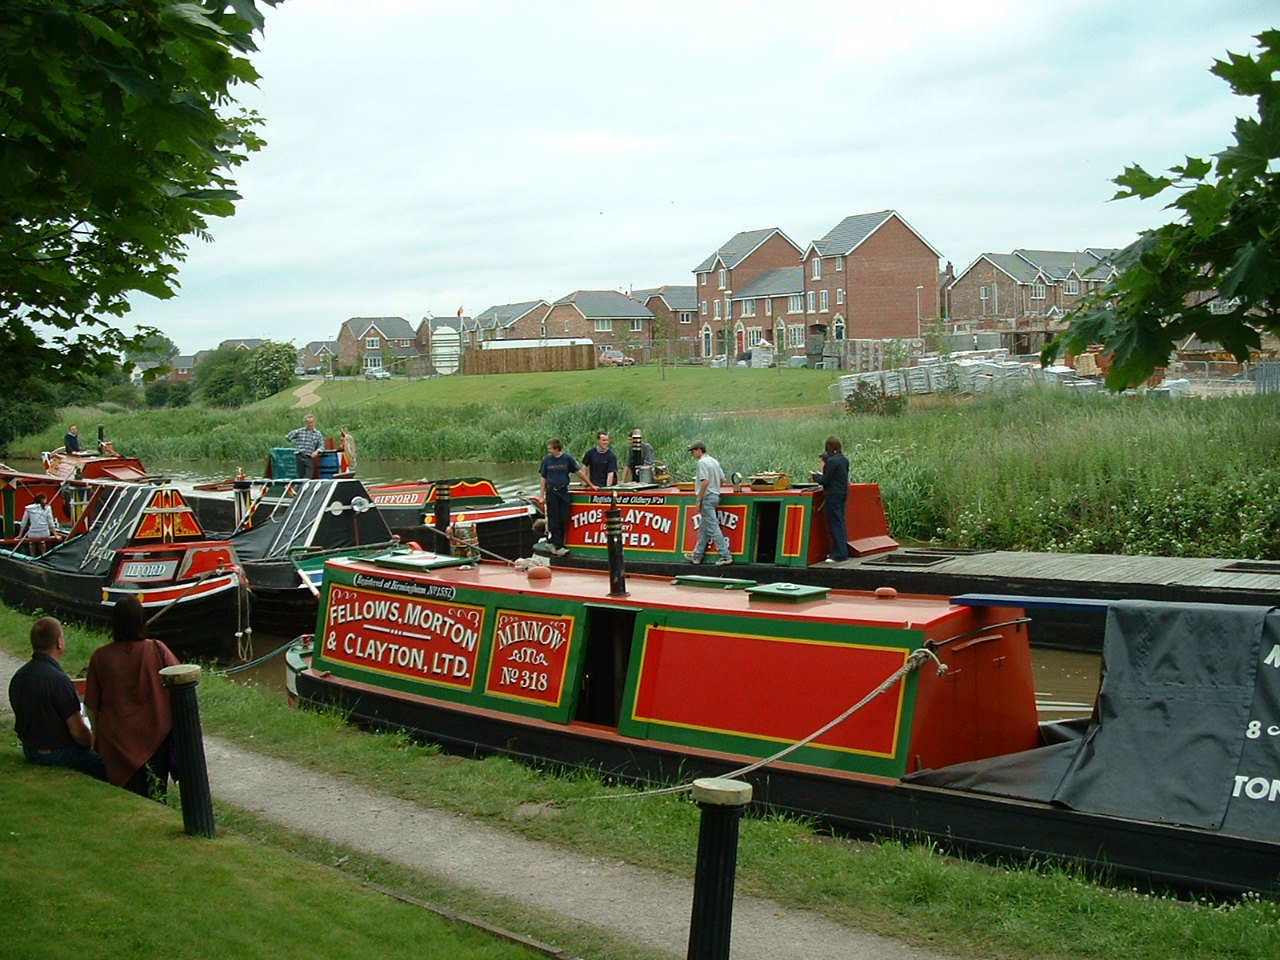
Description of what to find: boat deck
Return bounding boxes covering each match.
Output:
[558,548,1280,650]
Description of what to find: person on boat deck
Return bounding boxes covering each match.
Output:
[339,427,357,474]
[84,596,180,802]
[539,438,594,556]
[8,617,107,781]
[684,441,732,566]
[18,493,60,555]
[811,434,850,563]
[286,413,324,480]
[622,428,655,483]
[581,431,617,487]
[64,424,81,454]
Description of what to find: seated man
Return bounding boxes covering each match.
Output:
[8,617,107,780]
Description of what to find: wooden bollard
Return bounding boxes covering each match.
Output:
[687,777,752,960]
[160,664,216,838]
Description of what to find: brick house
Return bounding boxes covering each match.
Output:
[693,228,804,359]
[630,285,696,360]
[730,267,805,358]
[335,317,429,375]
[168,354,199,383]
[469,301,552,344]
[948,248,1118,353]
[300,340,338,373]
[544,291,654,355]
[801,211,943,356]
[219,338,265,351]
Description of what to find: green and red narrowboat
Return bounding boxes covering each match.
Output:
[287,550,1280,896]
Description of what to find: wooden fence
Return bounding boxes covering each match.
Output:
[459,344,598,376]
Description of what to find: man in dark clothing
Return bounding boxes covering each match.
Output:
[64,424,81,454]
[812,435,850,562]
[582,431,618,487]
[8,617,107,780]
[539,438,594,556]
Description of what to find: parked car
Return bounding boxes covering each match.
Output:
[364,368,391,380]
[598,349,635,367]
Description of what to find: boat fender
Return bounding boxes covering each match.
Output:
[405,540,424,552]
[875,586,898,599]
[527,565,552,582]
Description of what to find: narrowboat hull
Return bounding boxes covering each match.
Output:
[290,553,1280,897]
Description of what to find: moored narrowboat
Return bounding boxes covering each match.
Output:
[288,551,1280,896]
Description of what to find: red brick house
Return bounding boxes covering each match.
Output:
[730,267,805,358]
[469,301,552,344]
[692,228,804,359]
[630,285,696,360]
[335,317,428,374]
[544,291,654,355]
[948,248,1118,353]
[300,340,337,373]
[801,211,943,351]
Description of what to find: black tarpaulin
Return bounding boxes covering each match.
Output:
[1052,601,1280,839]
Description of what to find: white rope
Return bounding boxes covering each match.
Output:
[564,645,946,804]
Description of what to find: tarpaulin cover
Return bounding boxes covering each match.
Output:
[907,601,1280,841]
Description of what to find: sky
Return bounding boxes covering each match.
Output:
[124,0,1276,355]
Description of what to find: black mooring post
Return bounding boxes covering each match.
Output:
[159,664,216,838]
[605,492,628,597]
[432,484,452,552]
[687,777,752,960]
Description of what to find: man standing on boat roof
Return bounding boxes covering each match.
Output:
[582,431,617,487]
[539,438,594,556]
[622,428,655,483]
[812,434,850,563]
[286,413,324,480]
[8,617,107,781]
[684,441,732,566]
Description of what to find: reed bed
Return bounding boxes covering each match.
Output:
[22,385,1280,559]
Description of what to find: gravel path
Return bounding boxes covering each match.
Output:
[2,652,958,960]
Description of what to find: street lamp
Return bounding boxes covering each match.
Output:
[915,285,924,341]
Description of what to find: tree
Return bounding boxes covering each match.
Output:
[0,1,279,389]
[1045,31,1280,389]
[193,346,250,407]
[247,341,298,398]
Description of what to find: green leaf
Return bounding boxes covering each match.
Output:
[1111,164,1173,200]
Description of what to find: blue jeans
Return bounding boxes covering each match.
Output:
[693,493,731,560]
[25,744,108,781]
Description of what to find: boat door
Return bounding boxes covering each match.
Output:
[574,603,640,727]
[750,499,781,563]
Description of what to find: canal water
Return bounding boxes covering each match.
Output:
[11,456,1103,720]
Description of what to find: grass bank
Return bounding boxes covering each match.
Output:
[4,607,1279,960]
[14,370,1280,557]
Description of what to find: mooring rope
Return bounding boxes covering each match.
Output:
[563,644,948,804]
[213,638,295,676]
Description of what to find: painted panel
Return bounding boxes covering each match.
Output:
[568,500,681,553]
[484,608,576,707]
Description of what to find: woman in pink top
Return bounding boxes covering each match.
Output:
[85,596,179,800]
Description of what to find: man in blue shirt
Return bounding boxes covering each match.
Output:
[539,438,594,556]
[582,431,618,487]
[8,617,107,780]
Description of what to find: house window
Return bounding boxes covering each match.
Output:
[714,300,721,319]
[819,290,829,312]
[1064,278,1079,295]
[595,318,613,332]
[365,337,380,350]
[699,273,707,286]
[806,291,815,313]
[811,257,821,280]
[836,256,844,271]
[747,328,762,346]
[836,288,845,305]
[679,312,692,324]
[788,295,803,314]
[742,299,756,317]
[1031,283,1046,300]
[788,324,805,348]
[765,299,772,316]
[630,317,643,332]
[701,300,707,316]
[979,285,990,300]
[540,321,547,338]
[718,268,726,289]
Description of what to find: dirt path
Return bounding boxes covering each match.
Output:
[0,652,956,960]
[291,378,322,408]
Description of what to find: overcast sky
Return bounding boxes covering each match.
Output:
[125,0,1274,355]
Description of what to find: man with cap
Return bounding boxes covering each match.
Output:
[683,441,732,566]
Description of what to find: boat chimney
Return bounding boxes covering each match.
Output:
[432,482,451,552]
[605,490,628,597]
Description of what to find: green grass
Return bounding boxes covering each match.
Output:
[4,605,1280,960]
[0,759,543,960]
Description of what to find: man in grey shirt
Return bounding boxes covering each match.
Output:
[684,441,732,565]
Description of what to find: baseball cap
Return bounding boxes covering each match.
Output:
[687,441,706,452]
